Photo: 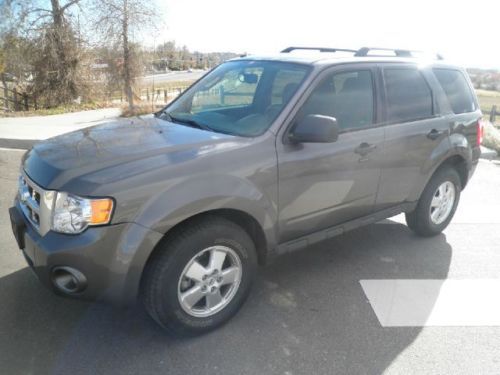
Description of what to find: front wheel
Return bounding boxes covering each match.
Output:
[141,216,257,336]
[405,167,461,237]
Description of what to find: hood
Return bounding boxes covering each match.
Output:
[23,115,241,191]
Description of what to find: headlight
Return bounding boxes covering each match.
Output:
[51,192,114,234]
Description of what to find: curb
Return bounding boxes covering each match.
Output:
[480,146,498,161]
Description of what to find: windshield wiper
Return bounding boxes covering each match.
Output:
[166,113,215,132]
[154,109,170,120]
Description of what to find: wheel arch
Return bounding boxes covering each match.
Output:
[409,153,469,203]
[138,208,270,297]
[438,154,469,190]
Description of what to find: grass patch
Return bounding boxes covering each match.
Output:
[120,103,164,117]
[476,89,500,114]
[0,102,116,117]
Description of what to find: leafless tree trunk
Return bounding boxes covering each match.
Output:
[50,0,79,99]
[122,0,133,108]
[90,0,160,110]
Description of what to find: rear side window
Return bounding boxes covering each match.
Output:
[433,69,476,114]
[384,68,433,123]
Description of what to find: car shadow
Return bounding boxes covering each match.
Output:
[0,221,451,375]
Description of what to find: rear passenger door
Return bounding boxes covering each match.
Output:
[375,64,451,208]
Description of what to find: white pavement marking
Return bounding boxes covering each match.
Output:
[360,279,500,327]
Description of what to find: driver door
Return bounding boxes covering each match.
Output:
[276,67,384,242]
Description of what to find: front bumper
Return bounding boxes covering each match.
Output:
[9,200,163,306]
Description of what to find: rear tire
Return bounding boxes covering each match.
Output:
[141,216,257,337]
[405,167,461,237]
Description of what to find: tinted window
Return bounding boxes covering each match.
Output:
[433,69,475,114]
[384,68,433,123]
[300,70,374,131]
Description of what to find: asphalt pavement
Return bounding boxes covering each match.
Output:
[1,148,500,375]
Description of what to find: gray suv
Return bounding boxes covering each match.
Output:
[9,47,482,336]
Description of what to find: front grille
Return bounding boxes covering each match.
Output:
[18,173,54,235]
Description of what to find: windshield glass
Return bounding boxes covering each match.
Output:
[161,60,310,137]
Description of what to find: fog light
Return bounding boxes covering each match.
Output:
[51,267,87,294]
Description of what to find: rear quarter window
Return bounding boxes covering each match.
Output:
[433,68,476,114]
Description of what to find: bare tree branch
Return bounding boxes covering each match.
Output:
[28,8,52,14]
[27,13,52,30]
[61,0,80,12]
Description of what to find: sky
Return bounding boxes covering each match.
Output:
[155,0,499,69]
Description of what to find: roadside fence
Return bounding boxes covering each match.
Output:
[1,85,37,112]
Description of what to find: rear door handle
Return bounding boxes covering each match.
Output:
[427,129,443,140]
[354,142,377,156]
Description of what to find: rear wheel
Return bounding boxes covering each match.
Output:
[141,216,257,337]
[405,167,461,237]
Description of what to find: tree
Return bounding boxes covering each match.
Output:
[27,0,80,106]
[0,1,86,107]
[90,0,160,109]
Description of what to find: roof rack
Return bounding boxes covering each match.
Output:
[281,46,358,54]
[354,47,444,60]
[280,46,444,60]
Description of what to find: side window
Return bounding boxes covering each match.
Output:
[383,68,433,123]
[271,68,307,105]
[192,67,263,111]
[433,69,476,114]
[300,70,374,131]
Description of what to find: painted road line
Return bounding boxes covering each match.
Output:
[360,279,500,327]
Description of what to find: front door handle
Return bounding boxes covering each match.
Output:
[427,129,443,140]
[354,142,377,156]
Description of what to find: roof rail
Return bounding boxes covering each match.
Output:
[280,46,444,60]
[354,47,444,60]
[281,46,358,54]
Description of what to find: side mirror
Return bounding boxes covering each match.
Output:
[289,114,339,143]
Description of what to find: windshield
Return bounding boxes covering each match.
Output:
[160,60,310,137]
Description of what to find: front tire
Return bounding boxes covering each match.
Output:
[405,167,461,237]
[141,216,257,337]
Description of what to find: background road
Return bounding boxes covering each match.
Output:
[1,148,500,375]
[141,70,205,85]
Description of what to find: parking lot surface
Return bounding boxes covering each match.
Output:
[1,148,500,375]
